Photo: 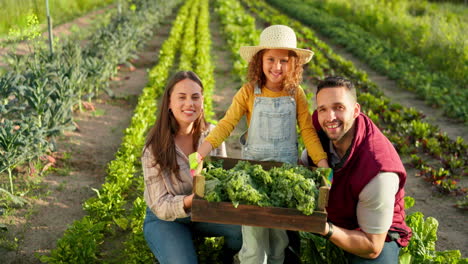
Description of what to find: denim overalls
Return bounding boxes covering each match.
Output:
[239,84,297,264]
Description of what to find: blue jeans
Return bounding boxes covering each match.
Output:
[143,207,242,264]
[346,241,400,264]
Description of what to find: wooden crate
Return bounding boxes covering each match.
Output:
[191,157,329,233]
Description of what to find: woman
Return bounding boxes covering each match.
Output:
[142,71,242,264]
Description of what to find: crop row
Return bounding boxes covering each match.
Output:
[0,0,115,40]
[39,0,185,262]
[213,0,258,83]
[43,0,222,262]
[221,0,466,262]
[242,0,467,195]
[0,0,174,199]
[269,0,467,123]
[305,0,467,87]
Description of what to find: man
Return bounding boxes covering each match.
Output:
[301,77,412,263]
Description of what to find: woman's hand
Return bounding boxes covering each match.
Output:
[183,193,194,211]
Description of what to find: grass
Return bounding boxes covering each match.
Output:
[0,0,116,40]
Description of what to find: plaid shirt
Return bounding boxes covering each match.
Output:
[143,124,226,221]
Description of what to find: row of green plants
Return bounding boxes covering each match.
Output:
[123,0,222,261]
[213,0,259,83]
[1,0,115,40]
[303,0,467,87]
[222,0,466,262]
[265,0,468,123]
[0,0,173,202]
[115,0,196,261]
[43,0,224,262]
[193,0,215,123]
[258,0,467,195]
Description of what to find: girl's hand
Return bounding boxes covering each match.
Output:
[316,159,330,168]
[197,140,213,159]
[183,193,194,211]
[189,152,203,176]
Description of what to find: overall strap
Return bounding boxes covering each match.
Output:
[254,83,262,95]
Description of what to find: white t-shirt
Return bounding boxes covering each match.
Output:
[300,143,399,234]
[358,172,399,234]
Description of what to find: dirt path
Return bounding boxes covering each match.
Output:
[0,15,173,264]
[311,33,468,256]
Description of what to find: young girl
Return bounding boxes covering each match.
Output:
[195,25,328,264]
[142,71,242,264]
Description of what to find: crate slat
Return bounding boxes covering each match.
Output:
[192,198,327,233]
[191,156,328,233]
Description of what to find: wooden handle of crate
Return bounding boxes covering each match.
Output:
[193,175,205,198]
[195,160,203,176]
[317,186,330,211]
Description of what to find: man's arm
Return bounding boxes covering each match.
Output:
[321,172,400,259]
[321,223,387,259]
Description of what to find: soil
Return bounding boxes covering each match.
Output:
[0,3,466,263]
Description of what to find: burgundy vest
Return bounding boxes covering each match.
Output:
[312,112,412,247]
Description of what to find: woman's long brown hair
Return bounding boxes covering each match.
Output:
[144,71,207,177]
[246,50,303,96]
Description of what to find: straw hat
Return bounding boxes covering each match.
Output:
[239,25,314,64]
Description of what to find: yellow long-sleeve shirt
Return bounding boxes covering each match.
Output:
[206,83,327,164]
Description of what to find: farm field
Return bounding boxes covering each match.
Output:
[0,0,467,263]
[0,0,115,40]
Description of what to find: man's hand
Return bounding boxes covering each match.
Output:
[319,224,388,259]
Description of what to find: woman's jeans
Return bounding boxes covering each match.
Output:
[143,207,242,264]
[346,241,400,264]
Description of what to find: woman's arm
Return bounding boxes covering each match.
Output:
[142,149,191,221]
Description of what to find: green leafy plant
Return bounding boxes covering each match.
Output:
[400,211,464,263]
[204,161,330,215]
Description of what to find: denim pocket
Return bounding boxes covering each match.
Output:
[243,145,298,163]
[259,110,291,142]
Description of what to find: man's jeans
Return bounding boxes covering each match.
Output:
[143,207,242,264]
[346,241,400,264]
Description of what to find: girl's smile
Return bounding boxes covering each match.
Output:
[262,49,290,91]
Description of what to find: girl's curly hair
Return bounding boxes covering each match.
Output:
[246,49,303,96]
